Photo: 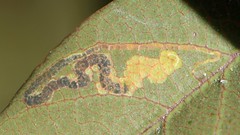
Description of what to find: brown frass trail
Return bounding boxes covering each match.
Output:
[24,47,98,106]
[24,46,125,106]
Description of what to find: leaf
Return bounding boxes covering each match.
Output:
[0,0,239,134]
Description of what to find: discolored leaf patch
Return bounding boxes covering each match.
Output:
[0,0,239,134]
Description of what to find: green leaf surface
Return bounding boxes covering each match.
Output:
[0,0,239,134]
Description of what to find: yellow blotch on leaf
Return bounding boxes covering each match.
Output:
[123,50,182,95]
[159,50,182,75]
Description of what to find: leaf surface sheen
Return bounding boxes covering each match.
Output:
[0,0,239,134]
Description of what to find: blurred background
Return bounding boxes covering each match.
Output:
[0,0,112,112]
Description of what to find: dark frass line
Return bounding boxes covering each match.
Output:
[24,47,128,106]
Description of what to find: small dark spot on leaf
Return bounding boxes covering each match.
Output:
[69,81,78,89]
[113,83,121,94]
[100,67,111,76]
[75,58,89,71]
[78,73,90,87]
[57,77,70,87]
